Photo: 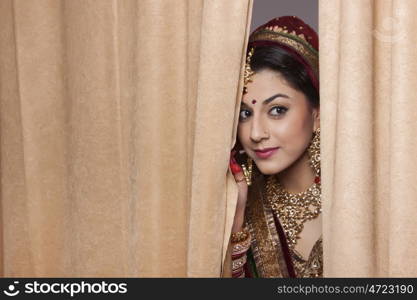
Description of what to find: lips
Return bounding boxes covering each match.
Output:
[254,147,279,159]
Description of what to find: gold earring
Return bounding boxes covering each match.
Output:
[241,157,253,186]
[307,128,321,181]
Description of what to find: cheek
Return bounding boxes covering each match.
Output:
[276,111,313,150]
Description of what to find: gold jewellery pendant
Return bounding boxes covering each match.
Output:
[266,176,321,249]
[267,129,321,249]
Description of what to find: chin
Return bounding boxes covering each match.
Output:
[254,160,285,175]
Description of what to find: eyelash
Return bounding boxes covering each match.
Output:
[239,106,288,121]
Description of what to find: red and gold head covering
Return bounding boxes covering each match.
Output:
[247,16,319,92]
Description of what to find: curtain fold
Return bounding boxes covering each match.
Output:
[320,0,417,277]
[0,0,252,277]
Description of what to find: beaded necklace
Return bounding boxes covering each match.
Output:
[266,175,321,249]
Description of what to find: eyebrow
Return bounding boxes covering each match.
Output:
[242,93,290,106]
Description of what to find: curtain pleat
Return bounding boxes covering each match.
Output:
[320,0,417,277]
[0,0,252,277]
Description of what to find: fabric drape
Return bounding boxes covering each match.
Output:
[320,0,417,277]
[0,0,252,277]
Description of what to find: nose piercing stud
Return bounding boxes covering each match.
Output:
[252,99,257,104]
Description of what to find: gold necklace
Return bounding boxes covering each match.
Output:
[266,175,321,249]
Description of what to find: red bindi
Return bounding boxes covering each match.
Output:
[252,99,257,104]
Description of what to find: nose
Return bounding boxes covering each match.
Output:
[250,115,269,143]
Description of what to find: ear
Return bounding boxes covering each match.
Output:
[312,107,320,131]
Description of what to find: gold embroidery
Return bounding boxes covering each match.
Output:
[263,193,291,277]
[246,175,323,278]
[246,176,288,277]
[249,30,318,78]
[292,237,323,277]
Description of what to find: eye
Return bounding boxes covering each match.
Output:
[269,106,288,116]
[239,109,252,121]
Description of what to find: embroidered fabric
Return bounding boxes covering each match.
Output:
[242,173,323,278]
[291,237,323,277]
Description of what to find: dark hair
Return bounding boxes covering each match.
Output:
[250,46,319,108]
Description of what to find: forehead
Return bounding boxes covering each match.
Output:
[243,69,297,101]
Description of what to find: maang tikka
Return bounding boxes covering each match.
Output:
[243,48,255,95]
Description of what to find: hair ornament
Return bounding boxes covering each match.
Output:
[243,47,255,95]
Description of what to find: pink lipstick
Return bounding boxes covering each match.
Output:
[254,147,279,159]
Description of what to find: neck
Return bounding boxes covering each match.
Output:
[277,151,315,194]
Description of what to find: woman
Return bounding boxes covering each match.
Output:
[227,16,321,278]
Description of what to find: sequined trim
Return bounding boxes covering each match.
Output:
[246,177,289,277]
[232,235,251,256]
[291,237,323,277]
[232,255,247,271]
[249,30,318,77]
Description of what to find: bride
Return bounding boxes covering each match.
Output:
[227,16,321,277]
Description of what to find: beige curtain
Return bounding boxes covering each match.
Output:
[320,0,417,277]
[0,0,252,277]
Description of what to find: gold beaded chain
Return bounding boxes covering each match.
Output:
[266,175,321,249]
